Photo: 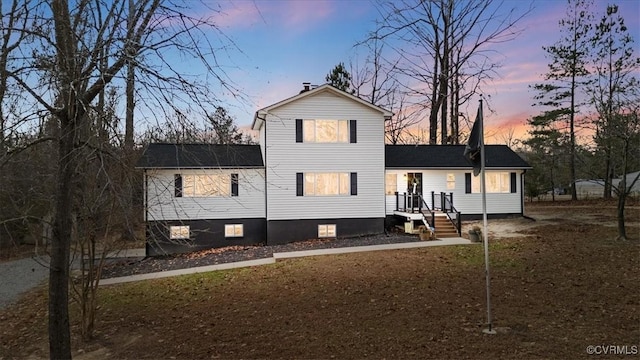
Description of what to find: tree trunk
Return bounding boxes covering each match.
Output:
[450,62,460,145]
[49,115,75,360]
[616,182,626,240]
[569,73,577,201]
[439,2,450,145]
[616,137,630,240]
[124,59,135,151]
[124,0,135,152]
[429,30,440,145]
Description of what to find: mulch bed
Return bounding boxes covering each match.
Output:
[101,232,423,279]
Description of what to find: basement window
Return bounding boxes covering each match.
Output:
[170,225,190,239]
[318,224,336,238]
[225,224,244,238]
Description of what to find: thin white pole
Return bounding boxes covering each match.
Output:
[479,98,496,335]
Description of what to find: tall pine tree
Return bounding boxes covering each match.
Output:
[531,0,593,200]
[326,62,355,94]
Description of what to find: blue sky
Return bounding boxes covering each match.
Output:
[189,0,640,143]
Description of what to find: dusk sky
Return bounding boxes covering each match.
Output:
[186,0,640,144]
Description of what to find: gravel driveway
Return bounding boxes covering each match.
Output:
[0,256,49,310]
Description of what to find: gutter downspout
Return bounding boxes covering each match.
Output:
[255,112,269,245]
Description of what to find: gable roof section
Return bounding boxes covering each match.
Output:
[386,145,531,169]
[136,143,264,169]
[252,84,393,130]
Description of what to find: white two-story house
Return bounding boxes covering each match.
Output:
[138,83,530,255]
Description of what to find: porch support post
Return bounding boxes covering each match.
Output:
[431,191,435,210]
[431,212,435,231]
[395,192,399,211]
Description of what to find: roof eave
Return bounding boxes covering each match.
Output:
[136,165,265,170]
[256,84,393,118]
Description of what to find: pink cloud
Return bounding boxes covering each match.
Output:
[219,0,336,31]
[281,0,334,27]
[203,0,336,32]
[200,2,264,29]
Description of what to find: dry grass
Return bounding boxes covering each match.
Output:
[1,200,638,359]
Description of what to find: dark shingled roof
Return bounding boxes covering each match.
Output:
[136,143,264,168]
[386,145,531,169]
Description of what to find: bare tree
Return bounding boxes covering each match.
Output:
[0,0,36,156]
[384,91,422,144]
[610,109,640,240]
[352,32,418,142]
[371,0,530,144]
[588,4,639,199]
[5,1,242,357]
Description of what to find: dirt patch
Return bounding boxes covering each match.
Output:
[1,200,638,359]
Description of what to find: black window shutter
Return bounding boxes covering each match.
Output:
[465,173,472,194]
[296,173,304,196]
[295,119,303,143]
[174,174,183,197]
[510,172,517,193]
[350,120,357,143]
[231,173,239,196]
[350,172,357,195]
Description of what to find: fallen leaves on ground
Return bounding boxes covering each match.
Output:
[1,200,638,359]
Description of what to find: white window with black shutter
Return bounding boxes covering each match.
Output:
[174,173,239,197]
[296,119,357,143]
[465,172,517,194]
[296,172,357,196]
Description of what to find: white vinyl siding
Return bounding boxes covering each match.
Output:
[263,90,385,220]
[385,169,524,215]
[146,168,265,221]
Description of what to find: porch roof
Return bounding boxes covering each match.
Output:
[136,143,264,169]
[385,145,531,169]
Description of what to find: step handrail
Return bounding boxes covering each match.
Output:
[441,192,462,236]
[420,196,435,230]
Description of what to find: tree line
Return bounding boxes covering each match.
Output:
[324,0,638,239]
[0,0,637,358]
